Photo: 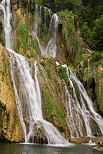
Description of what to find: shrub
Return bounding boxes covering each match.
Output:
[58,66,68,85]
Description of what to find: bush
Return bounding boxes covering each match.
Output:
[58,66,68,85]
[91,51,102,62]
[83,60,88,68]
[58,10,74,18]
[92,15,103,52]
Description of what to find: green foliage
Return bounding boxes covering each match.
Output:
[55,102,65,123]
[58,66,68,85]
[92,15,103,52]
[16,21,28,51]
[42,0,82,12]
[46,67,53,80]
[91,51,102,62]
[17,22,28,43]
[83,60,88,68]
[81,22,92,40]
[67,22,74,36]
[87,77,94,88]
[58,10,74,18]
[65,0,82,6]
[26,52,35,58]
[80,1,103,53]
[32,0,43,4]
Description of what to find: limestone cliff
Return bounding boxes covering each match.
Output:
[0,44,23,142]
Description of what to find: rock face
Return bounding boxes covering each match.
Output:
[29,122,48,144]
[0,44,23,142]
[37,59,70,138]
[76,56,103,115]
[69,136,103,144]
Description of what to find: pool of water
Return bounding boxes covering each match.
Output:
[0,143,102,154]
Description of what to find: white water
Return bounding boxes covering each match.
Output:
[0,0,12,48]
[0,0,69,145]
[61,64,103,137]
[33,4,58,58]
[45,14,58,58]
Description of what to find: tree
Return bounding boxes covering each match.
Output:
[92,15,103,52]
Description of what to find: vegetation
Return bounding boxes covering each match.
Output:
[58,66,68,85]
[16,21,28,52]
[43,90,54,122]
[80,0,103,53]
[58,10,74,18]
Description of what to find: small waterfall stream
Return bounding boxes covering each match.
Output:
[61,64,103,137]
[0,0,69,145]
[33,4,58,58]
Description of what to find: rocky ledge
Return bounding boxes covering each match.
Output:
[69,136,103,144]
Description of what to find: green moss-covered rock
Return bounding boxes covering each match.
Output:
[12,6,38,59]
[38,58,70,138]
[76,53,103,115]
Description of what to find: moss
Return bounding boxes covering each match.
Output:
[43,90,54,122]
[45,67,53,80]
[83,60,88,68]
[16,21,28,51]
[15,19,37,58]
[58,66,68,85]
[55,102,65,124]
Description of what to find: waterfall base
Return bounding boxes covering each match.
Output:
[28,121,48,144]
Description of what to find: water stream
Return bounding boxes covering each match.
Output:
[61,64,103,137]
[33,4,58,58]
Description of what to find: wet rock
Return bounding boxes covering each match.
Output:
[92,145,103,152]
[30,121,48,144]
[69,136,103,144]
[0,44,23,142]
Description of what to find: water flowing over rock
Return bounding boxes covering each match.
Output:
[0,0,69,145]
[33,4,58,58]
[0,0,12,48]
[62,64,103,137]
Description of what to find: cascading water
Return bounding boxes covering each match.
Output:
[32,4,58,58]
[45,13,58,58]
[61,64,103,137]
[0,0,69,145]
[0,0,12,49]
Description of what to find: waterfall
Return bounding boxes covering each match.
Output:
[61,64,103,137]
[0,0,69,145]
[0,0,12,49]
[45,13,58,58]
[32,4,58,58]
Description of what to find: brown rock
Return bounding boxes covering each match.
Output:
[0,44,23,142]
